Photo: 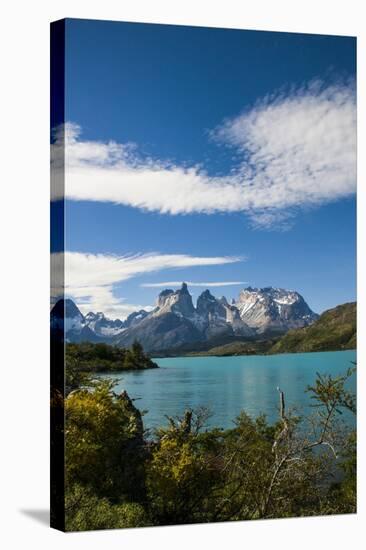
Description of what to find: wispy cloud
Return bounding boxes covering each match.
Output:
[212,79,356,227]
[51,79,356,229]
[141,281,247,288]
[51,251,243,319]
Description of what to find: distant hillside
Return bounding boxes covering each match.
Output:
[269,302,356,354]
[186,339,277,357]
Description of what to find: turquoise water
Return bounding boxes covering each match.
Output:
[101,350,356,431]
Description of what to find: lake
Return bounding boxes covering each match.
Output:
[100,350,356,431]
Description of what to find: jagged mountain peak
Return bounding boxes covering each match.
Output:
[51,298,86,338]
[52,284,318,351]
[85,311,105,321]
[85,311,97,320]
[51,298,84,320]
[155,283,195,318]
[51,298,126,341]
[180,282,189,294]
[197,289,222,314]
[158,288,175,297]
[199,289,216,299]
[235,286,318,334]
[239,286,300,299]
[156,289,174,308]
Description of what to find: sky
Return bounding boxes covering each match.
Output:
[51,18,356,319]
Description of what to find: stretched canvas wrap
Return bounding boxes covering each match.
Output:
[50,18,357,532]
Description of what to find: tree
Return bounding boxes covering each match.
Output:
[63,364,356,530]
[132,340,144,361]
[65,356,93,394]
[259,365,356,518]
[65,484,149,531]
[65,380,146,504]
[146,409,222,525]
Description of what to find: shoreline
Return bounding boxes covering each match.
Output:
[150,347,356,360]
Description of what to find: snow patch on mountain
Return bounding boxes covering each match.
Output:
[51,284,318,349]
[235,287,318,333]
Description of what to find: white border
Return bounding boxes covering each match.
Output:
[1,1,365,549]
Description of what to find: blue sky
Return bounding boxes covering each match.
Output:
[54,18,356,318]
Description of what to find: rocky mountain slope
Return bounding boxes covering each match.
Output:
[51,299,127,343]
[235,287,318,335]
[51,284,319,352]
[114,283,254,351]
[269,302,356,354]
[51,299,100,343]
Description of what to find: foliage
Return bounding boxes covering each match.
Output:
[65,356,94,394]
[270,302,356,354]
[65,485,150,531]
[146,409,223,524]
[65,380,146,502]
[187,339,276,357]
[63,362,356,531]
[66,341,158,377]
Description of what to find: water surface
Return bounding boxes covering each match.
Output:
[100,350,356,431]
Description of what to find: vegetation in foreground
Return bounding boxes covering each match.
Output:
[59,352,357,531]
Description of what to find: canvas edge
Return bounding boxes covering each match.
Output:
[50,18,66,533]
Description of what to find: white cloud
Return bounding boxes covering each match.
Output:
[51,251,242,319]
[51,80,356,228]
[213,80,356,226]
[141,281,247,288]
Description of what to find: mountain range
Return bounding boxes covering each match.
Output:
[51,284,319,352]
